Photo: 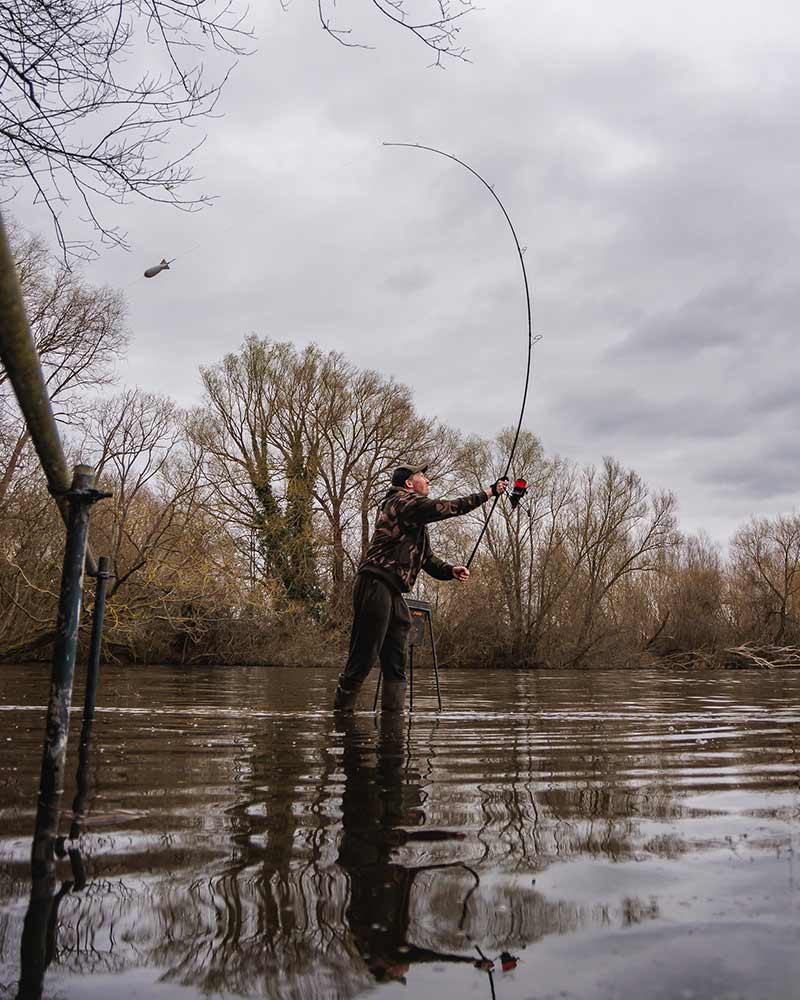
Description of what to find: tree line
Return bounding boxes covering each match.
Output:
[2,227,800,669]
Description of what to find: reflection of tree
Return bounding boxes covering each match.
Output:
[336,714,665,984]
[457,705,684,873]
[146,719,358,1000]
[4,691,691,998]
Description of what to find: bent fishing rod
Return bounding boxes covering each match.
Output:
[384,142,538,568]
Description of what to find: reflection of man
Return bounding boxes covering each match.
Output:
[337,713,416,982]
[336,714,476,983]
[334,463,508,712]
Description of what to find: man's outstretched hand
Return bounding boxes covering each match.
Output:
[486,477,509,498]
[452,566,470,582]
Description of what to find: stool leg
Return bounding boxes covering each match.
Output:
[373,672,381,713]
[429,617,442,711]
[409,646,414,713]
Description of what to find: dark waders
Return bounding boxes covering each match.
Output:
[334,573,409,712]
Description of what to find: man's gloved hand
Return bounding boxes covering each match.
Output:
[488,477,509,498]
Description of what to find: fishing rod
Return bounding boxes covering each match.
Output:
[383,142,538,568]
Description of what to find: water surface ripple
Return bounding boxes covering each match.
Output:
[0,666,798,999]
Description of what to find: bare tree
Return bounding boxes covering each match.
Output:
[194,335,326,601]
[731,514,800,644]
[443,429,581,666]
[193,335,281,547]
[313,361,441,604]
[564,458,677,666]
[194,335,449,608]
[8,226,127,404]
[0,0,252,253]
[2,1,480,254]
[76,387,227,657]
[0,468,61,653]
[266,341,333,603]
[0,222,126,508]
[314,0,477,66]
[79,389,195,592]
[645,532,728,654]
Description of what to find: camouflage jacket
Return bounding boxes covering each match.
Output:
[358,487,489,593]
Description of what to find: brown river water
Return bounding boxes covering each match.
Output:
[0,664,798,999]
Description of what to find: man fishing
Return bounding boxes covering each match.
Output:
[333,463,508,713]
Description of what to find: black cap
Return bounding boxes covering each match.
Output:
[391,462,429,487]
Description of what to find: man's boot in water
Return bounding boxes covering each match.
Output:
[333,675,360,712]
[381,679,406,713]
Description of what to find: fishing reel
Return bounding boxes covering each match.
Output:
[509,477,527,509]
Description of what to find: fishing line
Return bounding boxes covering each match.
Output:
[383,142,538,568]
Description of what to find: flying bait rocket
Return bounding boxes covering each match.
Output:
[144,259,171,278]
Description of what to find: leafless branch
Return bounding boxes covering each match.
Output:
[0,0,252,256]
[316,0,475,64]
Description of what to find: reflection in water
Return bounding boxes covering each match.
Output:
[337,714,477,983]
[17,716,95,999]
[0,666,798,999]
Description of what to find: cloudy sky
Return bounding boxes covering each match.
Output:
[12,0,800,542]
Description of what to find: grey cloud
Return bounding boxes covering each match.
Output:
[606,284,749,361]
[383,266,434,295]
[11,1,800,542]
[556,382,745,444]
[605,276,800,365]
[702,437,800,501]
[750,379,800,419]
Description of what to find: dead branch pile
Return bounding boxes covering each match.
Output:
[654,649,721,671]
[646,643,800,671]
[722,645,800,670]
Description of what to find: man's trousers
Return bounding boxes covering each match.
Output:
[339,573,410,690]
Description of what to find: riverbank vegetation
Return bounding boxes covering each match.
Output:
[2,227,800,670]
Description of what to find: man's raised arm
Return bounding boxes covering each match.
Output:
[398,478,508,525]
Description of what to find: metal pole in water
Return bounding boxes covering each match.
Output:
[429,618,443,711]
[66,715,94,890]
[31,465,105,874]
[20,466,107,1000]
[82,556,111,723]
[409,646,414,713]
